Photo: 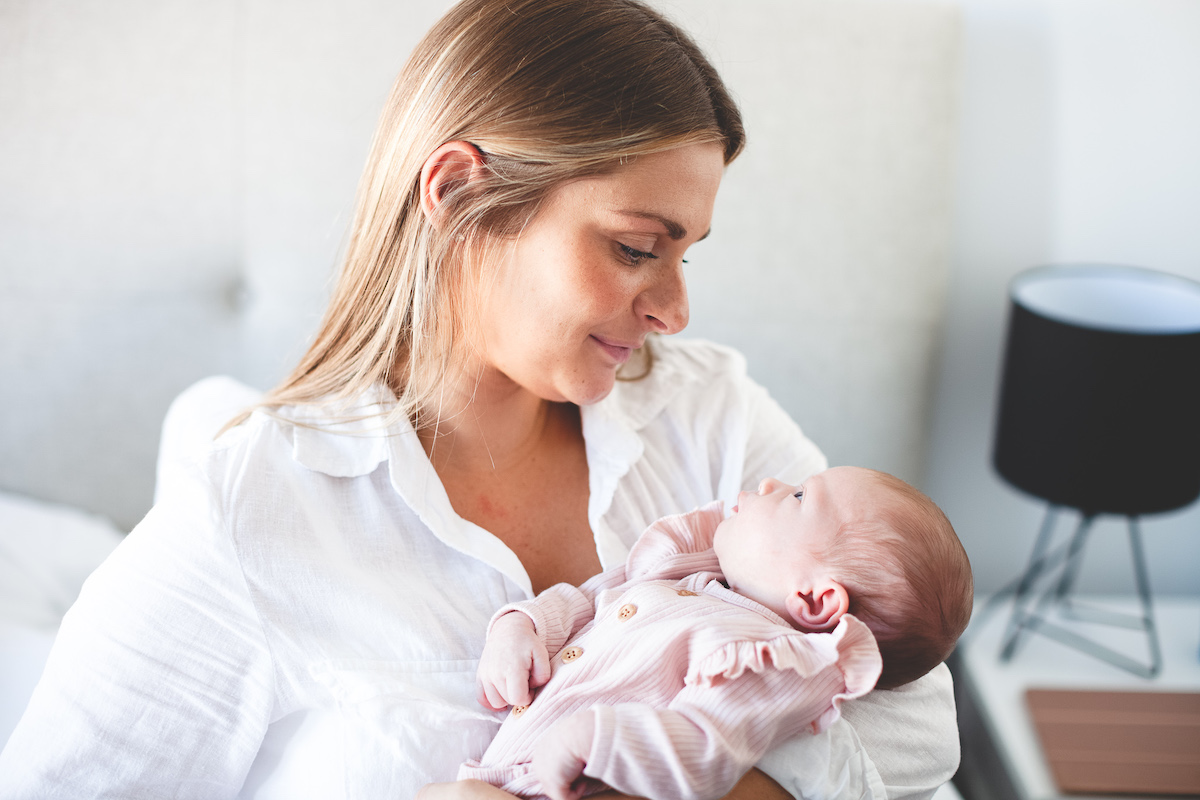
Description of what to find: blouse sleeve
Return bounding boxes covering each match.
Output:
[0,469,275,798]
[755,665,959,800]
[840,663,960,800]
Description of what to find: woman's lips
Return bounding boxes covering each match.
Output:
[591,335,636,364]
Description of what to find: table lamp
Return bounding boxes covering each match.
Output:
[992,264,1200,677]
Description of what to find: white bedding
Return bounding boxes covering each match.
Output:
[0,491,122,747]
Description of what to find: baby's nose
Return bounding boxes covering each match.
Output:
[758,477,785,494]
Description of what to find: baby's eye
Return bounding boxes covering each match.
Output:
[793,490,804,502]
[617,243,658,265]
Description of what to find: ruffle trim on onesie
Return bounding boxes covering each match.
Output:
[687,614,882,732]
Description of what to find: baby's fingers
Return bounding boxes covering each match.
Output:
[529,646,552,689]
[504,670,533,707]
[478,678,510,711]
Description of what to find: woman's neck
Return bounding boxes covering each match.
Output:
[415,366,563,475]
[413,363,599,591]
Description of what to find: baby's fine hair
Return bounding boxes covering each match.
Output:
[819,470,973,689]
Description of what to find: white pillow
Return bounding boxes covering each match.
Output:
[0,491,123,629]
[0,491,125,747]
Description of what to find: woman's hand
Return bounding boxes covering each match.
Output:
[476,612,551,710]
[419,766,788,800]
[586,767,790,800]
[415,779,523,800]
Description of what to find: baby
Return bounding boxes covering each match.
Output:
[458,466,973,800]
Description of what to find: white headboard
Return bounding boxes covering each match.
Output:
[0,0,959,530]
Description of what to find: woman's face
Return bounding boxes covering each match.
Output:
[472,142,725,406]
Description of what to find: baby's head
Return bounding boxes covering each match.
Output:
[714,466,973,689]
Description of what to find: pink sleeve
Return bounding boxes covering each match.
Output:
[624,503,724,582]
[583,667,841,800]
[581,618,881,800]
[489,503,725,653]
[487,561,633,655]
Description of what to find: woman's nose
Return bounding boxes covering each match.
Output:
[635,261,689,335]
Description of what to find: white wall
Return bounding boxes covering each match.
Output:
[926,0,1200,595]
[0,0,959,530]
[3,0,1195,598]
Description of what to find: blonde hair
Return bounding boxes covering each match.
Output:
[248,0,744,428]
[821,471,973,689]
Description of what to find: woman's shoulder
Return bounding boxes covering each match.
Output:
[158,378,397,506]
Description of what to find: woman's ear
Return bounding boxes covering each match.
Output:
[419,141,487,226]
[785,581,849,633]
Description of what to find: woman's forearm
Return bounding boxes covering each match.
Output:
[722,768,792,799]
[588,767,791,800]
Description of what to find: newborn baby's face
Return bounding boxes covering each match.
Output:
[713,468,875,624]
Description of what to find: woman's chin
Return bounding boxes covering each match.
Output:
[562,374,618,407]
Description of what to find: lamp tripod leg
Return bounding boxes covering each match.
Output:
[1128,517,1163,677]
[1000,505,1059,661]
[1054,514,1096,609]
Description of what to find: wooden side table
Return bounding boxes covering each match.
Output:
[950,595,1200,800]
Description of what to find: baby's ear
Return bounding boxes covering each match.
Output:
[785,581,849,632]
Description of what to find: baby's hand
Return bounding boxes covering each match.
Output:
[532,710,597,800]
[476,612,551,711]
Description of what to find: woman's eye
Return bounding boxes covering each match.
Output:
[617,243,658,265]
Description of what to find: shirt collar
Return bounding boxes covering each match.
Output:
[282,342,701,596]
[287,340,696,482]
[285,388,397,478]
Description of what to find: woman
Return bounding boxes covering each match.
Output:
[0,0,958,798]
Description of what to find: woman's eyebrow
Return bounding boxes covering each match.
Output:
[616,211,711,242]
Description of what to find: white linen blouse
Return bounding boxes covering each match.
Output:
[0,338,958,800]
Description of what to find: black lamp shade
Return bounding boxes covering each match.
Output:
[993,265,1200,516]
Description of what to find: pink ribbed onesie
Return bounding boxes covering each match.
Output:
[458,503,882,800]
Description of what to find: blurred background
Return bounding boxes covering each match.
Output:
[2,0,1197,601]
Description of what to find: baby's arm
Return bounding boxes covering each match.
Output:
[533,664,828,800]
[476,574,624,711]
[530,710,598,800]
[477,507,720,709]
[533,621,879,800]
[476,612,552,710]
